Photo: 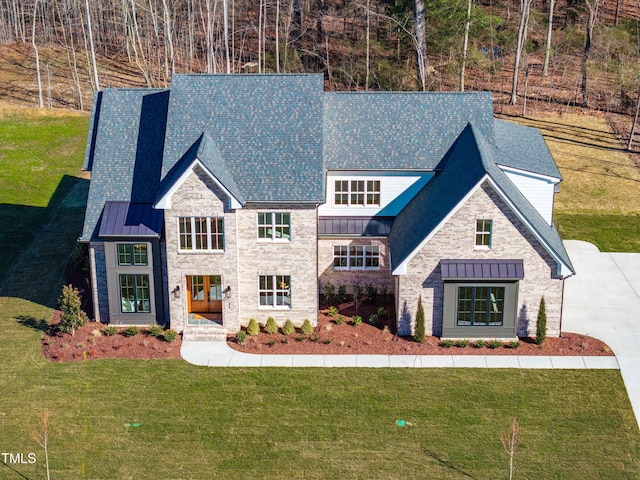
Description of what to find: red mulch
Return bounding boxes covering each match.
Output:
[42,311,182,362]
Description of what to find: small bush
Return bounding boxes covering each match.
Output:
[148,324,164,337]
[122,326,139,337]
[323,338,332,344]
[473,339,487,348]
[281,338,289,344]
[488,340,503,349]
[439,339,455,348]
[163,329,178,343]
[301,319,314,336]
[352,283,364,315]
[365,283,377,303]
[268,340,276,347]
[264,317,278,334]
[368,313,379,325]
[455,339,470,348]
[506,341,520,349]
[295,334,306,342]
[236,331,247,345]
[380,285,388,302]
[335,315,344,325]
[247,318,260,336]
[536,296,547,346]
[104,326,118,336]
[327,306,338,317]
[281,319,295,335]
[323,283,335,306]
[76,342,84,348]
[310,334,319,343]
[338,284,347,302]
[414,295,425,343]
[352,315,362,326]
[58,284,89,336]
[377,306,388,318]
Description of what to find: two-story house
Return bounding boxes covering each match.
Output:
[80,74,574,341]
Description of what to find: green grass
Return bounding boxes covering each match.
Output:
[0,109,638,479]
[556,213,640,253]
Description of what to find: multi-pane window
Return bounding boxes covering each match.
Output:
[475,219,492,248]
[456,286,504,326]
[119,274,151,313]
[333,245,380,270]
[258,213,291,241]
[334,179,381,206]
[179,217,224,251]
[259,275,291,308]
[117,243,148,266]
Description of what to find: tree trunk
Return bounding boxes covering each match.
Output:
[460,0,472,91]
[85,0,99,91]
[413,0,428,90]
[365,0,370,91]
[581,0,600,107]
[542,0,554,76]
[510,0,531,105]
[32,0,43,108]
[628,85,640,150]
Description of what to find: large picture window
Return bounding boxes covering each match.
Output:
[179,217,224,251]
[259,275,291,308]
[333,245,380,270]
[334,179,380,206]
[457,286,504,326]
[119,274,151,313]
[258,212,291,241]
[117,243,148,266]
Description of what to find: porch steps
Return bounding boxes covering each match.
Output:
[182,326,228,342]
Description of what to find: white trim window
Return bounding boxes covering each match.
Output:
[259,275,291,308]
[179,217,224,251]
[475,219,492,248]
[333,245,380,270]
[334,180,380,206]
[258,212,291,241]
[117,243,148,266]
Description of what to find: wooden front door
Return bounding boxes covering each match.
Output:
[187,275,223,313]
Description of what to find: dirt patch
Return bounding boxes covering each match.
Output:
[229,300,614,357]
[42,311,181,362]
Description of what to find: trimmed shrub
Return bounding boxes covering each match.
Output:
[473,339,487,348]
[352,315,362,326]
[414,295,425,343]
[439,339,455,348]
[488,339,503,349]
[323,283,335,306]
[163,329,178,343]
[338,284,347,302]
[247,318,260,336]
[103,326,118,336]
[536,296,547,346]
[323,338,332,344]
[58,284,89,336]
[507,341,520,349]
[455,339,470,348]
[327,306,338,317]
[368,313,379,325]
[148,324,164,337]
[335,315,344,325]
[268,340,276,347]
[236,331,247,345]
[301,319,314,336]
[122,326,139,337]
[264,317,278,334]
[282,319,295,335]
[377,307,388,318]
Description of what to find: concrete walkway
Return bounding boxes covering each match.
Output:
[562,240,640,426]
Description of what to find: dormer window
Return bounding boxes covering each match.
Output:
[334,179,380,206]
[475,219,492,248]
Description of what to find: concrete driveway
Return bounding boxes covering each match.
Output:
[562,240,640,427]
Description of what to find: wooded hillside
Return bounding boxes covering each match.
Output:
[1,0,640,119]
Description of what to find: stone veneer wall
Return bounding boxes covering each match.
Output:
[397,182,564,338]
[89,242,108,322]
[236,204,318,327]
[318,237,395,295]
[164,167,241,333]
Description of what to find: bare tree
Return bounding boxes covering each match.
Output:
[510,0,533,104]
[542,0,555,76]
[413,0,428,90]
[460,0,472,91]
[31,409,51,480]
[85,0,99,90]
[32,0,43,107]
[500,417,521,480]
[581,0,602,107]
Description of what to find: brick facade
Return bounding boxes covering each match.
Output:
[397,182,563,338]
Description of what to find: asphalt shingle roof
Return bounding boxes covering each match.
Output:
[161,74,325,203]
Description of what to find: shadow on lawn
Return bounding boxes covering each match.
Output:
[421,446,478,479]
[0,175,89,308]
[15,315,49,333]
[1,461,31,480]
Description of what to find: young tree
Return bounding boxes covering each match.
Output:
[414,295,425,343]
[536,296,547,345]
[501,417,521,480]
[352,283,364,316]
[31,409,51,480]
[57,284,89,336]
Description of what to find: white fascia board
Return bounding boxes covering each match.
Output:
[154,158,243,210]
[485,177,573,277]
[391,175,488,276]
[497,164,561,184]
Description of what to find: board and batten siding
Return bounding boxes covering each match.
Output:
[501,167,559,225]
[318,171,433,217]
